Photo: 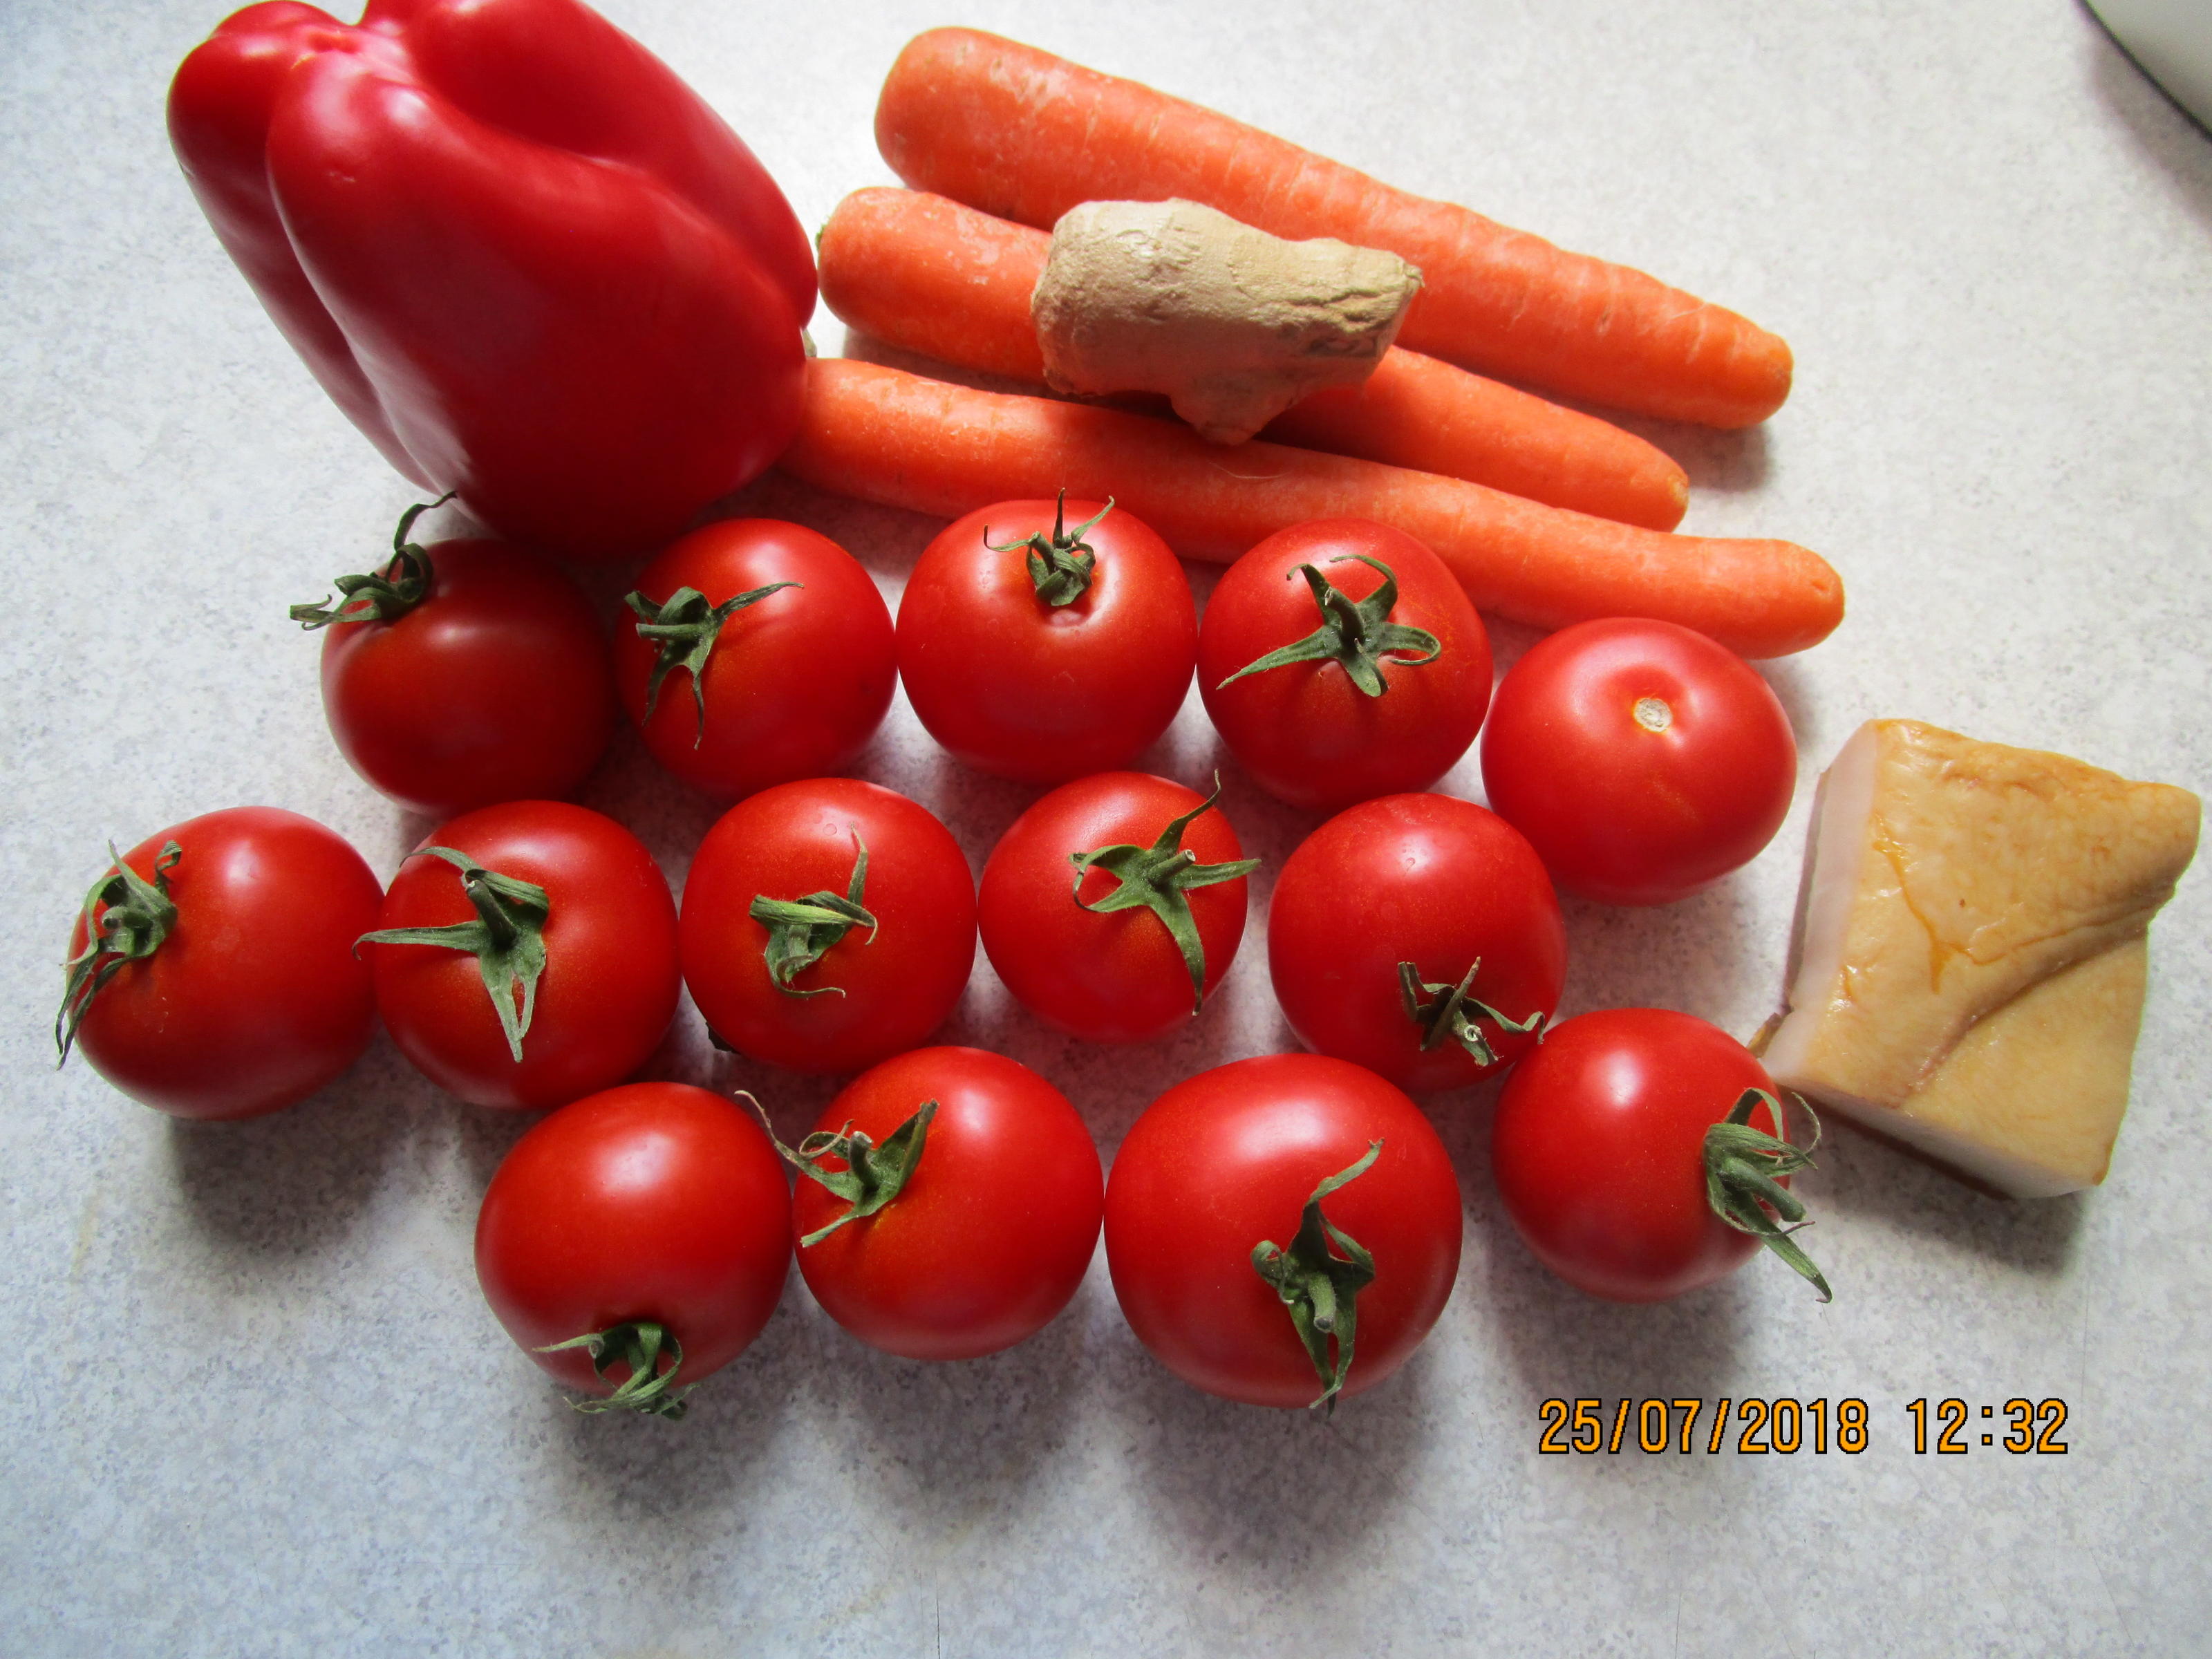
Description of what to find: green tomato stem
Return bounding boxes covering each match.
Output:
[355,847,550,1062]
[1703,1089,1833,1302]
[622,578,803,742]
[748,833,877,999]
[55,839,182,1066]
[1215,554,1440,697]
[290,491,456,630]
[1396,959,1547,1066]
[744,1089,939,1246]
[1250,1141,1383,1414]
[1069,773,1257,1016]
[536,1320,690,1419]
[986,489,1114,608]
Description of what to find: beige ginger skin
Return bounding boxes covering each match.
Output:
[1031,199,1422,444]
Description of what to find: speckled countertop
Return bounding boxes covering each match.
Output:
[4,2,2209,1654]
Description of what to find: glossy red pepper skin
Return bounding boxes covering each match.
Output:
[168,0,815,561]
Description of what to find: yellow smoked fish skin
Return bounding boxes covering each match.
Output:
[1768,719,2199,1197]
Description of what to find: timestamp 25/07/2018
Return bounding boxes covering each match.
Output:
[1536,1397,2070,1455]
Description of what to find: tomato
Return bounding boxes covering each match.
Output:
[1268,794,1566,1094]
[1479,618,1797,906]
[612,518,897,800]
[1197,518,1491,814]
[475,1082,791,1416]
[57,806,383,1120]
[896,496,1196,783]
[978,771,1255,1043]
[774,1047,1103,1361]
[1105,1054,1462,1409]
[1490,1009,1829,1302]
[362,800,679,1110]
[680,779,977,1074]
[298,508,615,818]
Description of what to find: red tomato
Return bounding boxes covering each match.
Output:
[613,518,896,800]
[475,1082,791,1414]
[1105,1054,1462,1409]
[1197,519,1491,814]
[1268,794,1566,1094]
[680,779,977,1074]
[978,772,1254,1043]
[1491,1009,1817,1302]
[782,1047,1103,1361]
[304,527,615,819]
[1479,618,1797,906]
[58,807,382,1120]
[897,496,1196,782]
[363,800,679,1110]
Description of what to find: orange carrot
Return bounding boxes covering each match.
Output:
[1262,353,1690,530]
[875,28,1792,430]
[819,187,1050,385]
[780,359,1841,658]
[817,187,1690,530]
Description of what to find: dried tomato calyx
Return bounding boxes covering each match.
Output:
[1250,1141,1383,1414]
[1396,959,1547,1066]
[747,1089,939,1247]
[356,847,550,1062]
[749,833,877,999]
[1215,554,1441,697]
[986,489,1113,608]
[1069,773,1258,1016]
[1704,1089,1833,1302]
[55,839,183,1065]
[290,491,456,629]
[537,1321,690,1419]
[623,577,803,740]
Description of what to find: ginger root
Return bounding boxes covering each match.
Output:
[1031,199,1421,444]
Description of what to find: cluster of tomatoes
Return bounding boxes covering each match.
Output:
[57,489,1825,1419]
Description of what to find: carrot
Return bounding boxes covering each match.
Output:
[818,187,1051,385]
[874,28,1792,431]
[780,359,1841,658]
[818,187,1690,531]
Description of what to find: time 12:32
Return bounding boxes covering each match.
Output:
[1906,1397,2068,1454]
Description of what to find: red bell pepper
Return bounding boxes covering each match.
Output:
[168,0,816,561]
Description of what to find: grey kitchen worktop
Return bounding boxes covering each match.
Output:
[3,1,2208,1653]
